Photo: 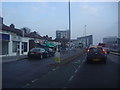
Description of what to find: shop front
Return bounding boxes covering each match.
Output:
[0,33,10,55]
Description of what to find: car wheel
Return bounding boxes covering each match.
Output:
[104,60,106,64]
[47,54,49,58]
[86,59,91,64]
[28,57,31,60]
[102,60,106,64]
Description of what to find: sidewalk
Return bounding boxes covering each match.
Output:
[2,55,28,63]
[2,48,84,64]
[110,51,120,56]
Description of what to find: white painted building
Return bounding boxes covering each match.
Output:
[1,23,30,57]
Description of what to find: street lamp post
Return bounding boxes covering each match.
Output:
[68,0,71,51]
[85,25,87,46]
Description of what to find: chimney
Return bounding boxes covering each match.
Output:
[10,24,15,29]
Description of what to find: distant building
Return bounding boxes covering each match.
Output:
[77,35,93,46]
[103,36,118,49]
[56,30,70,40]
[71,39,80,48]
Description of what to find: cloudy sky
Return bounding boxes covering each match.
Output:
[1,1,118,45]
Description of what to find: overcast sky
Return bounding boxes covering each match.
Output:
[1,1,118,45]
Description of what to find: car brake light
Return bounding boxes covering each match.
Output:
[102,49,106,54]
[87,49,90,52]
[102,49,105,51]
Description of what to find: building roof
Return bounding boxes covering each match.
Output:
[77,35,93,39]
[2,24,43,39]
[2,24,23,36]
[2,24,53,41]
[25,31,42,39]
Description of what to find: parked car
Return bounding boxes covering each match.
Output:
[86,46,107,64]
[44,48,55,57]
[28,48,49,59]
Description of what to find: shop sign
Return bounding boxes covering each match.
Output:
[34,39,39,43]
[12,35,21,41]
[0,33,10,41]
[40,40,43,44]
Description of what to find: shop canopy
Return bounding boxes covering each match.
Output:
[46,44,54,47]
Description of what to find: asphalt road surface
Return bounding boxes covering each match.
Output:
[2,53,119,88]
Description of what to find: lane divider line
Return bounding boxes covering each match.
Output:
[69,75,74,81]
[52,68,56,71]
[78,65,81,69]
[74,62,78,63]
[75,69,78,73]
[56,66,60,69]
[23,83,30,88]
[31,79,38,83]
[78,60,81,62]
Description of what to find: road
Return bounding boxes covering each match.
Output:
[2,53,119,88]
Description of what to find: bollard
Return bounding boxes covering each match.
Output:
[55,50,61,63]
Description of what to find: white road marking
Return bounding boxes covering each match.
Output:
[31,79,38,83]
[78,65,81,69]
[23,83,30,88]
[75,69,78,73]
[74,60,81,64]
[78,60,81,62]
[74,61,78,63]
[56,66,60,69]
[81,59,85,64]
[26,83,30,86]
[52,68,56,71]
[69,75,74,81]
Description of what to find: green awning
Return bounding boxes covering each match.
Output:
[46,44,54,47]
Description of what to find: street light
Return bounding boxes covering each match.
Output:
[85,25,87,46]
[68,0,71,51]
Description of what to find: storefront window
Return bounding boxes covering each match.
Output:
[2,41,8,55]
[12,41,19,52]
[24,42,27,52]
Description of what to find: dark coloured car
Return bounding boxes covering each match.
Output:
[44,48,55,57]
[86,46,107,64]
[28,48,49,59]
[102,47,110,54]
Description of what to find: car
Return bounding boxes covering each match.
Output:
[28,48,49,59]
[102,47,110,54]
[44,48,55,57]
[86,46,107,64]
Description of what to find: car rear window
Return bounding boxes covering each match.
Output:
[30,48,41,52]
[40,48,45,52]
[89,47,102,52]
[49,48,53,52]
